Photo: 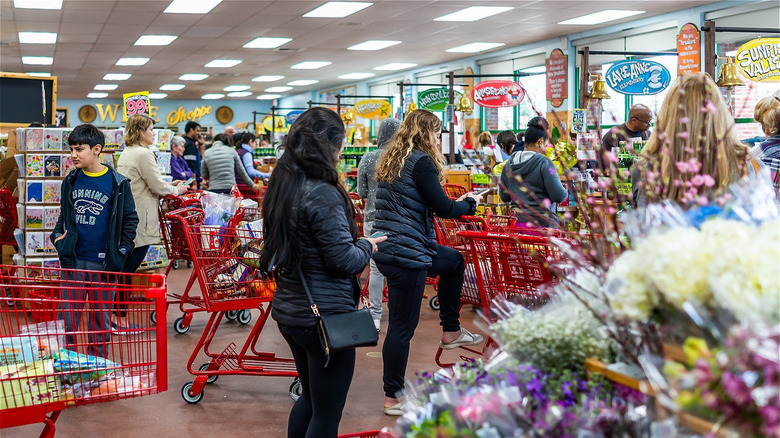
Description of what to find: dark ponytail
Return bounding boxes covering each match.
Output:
[522,117,549,147]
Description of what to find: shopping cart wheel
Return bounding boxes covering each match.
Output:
[237,309,252,325]
[225,310,239,321]
[181,381,204,404]
[429,295,440,310]
[173,317,189,334]
[150,311,156,325]
[289,378,302,401]
[199,363,219,384]
[172,260,180,270]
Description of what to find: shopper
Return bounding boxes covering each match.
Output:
[499,117,567,228]
[750,94,780,195]
[496,130,517,161]
[116,115,186,331]
[356,117,401,331]
[602,104,653,153]
[201,133,260,194]
[372,109,484,415]
[183,121,202,187]
[235,132,270,188]
[52,123,138,357]
[258,107,386,438]
[170,135,194,183]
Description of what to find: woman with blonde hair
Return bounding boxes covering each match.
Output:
[632,72,751,207]
[372,109,484,415]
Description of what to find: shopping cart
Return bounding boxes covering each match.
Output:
[0,265,167,438]
[442,183,468,200]
[0,188,17,249]
[179,210,298,404]
[159,193,201,272]
[349,192,365,238]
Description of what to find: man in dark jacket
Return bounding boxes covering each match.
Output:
[183,121,202,188]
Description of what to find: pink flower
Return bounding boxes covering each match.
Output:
[680,117,689,124]
[604,151,618,163]
[697,196,708,206]
[705,99,718,114]
[563,212,572,220]
[702,175,715,187]
[673,179,682,187]
[542,198,551,209]
[691,175,705,186]
[607,206,617,215]
[676,161,691,172]
[677,132,689,139]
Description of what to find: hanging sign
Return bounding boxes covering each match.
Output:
[605,60,671,95]
[677,23,701,75]
[735,38,780,82]
[354,99,393,119]
[403,79,413,112]
[285,110,304,124]
[123,91,149,119]
[546,48,568,108]
[417,88,462,111]
[262,116,288,133]
[472,80,525,108]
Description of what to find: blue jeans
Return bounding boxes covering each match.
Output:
[59,259,115,358]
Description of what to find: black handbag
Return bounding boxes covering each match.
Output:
[297,268,378,367]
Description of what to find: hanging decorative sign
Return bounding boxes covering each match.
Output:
[123,91,149,120]
[735,38,780,82]
[677,23,701,75]
[417,88,462,111]
[285,110,304,124]
[471,80,525,108]
[354,99,392,119]
[546,48,568,108]
[605,60,671,95]
[571,109,587,133]
[262,116,288,133]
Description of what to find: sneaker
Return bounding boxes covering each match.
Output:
[111,322,143,336]
[383,402,403,416]
[373,318,381,332]
[439,328,484,350]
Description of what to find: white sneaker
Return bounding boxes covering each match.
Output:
[439,328,484,350]
[373,318,381,332]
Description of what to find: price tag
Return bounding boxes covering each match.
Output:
[445,104,454,124]
[123,91,150,119]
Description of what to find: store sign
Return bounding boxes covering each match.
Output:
[546,48,567,108]
[735,38,780,82]
[417,88,461,111]
[605,60,671,95]
[123,91,149,120]
[94,103,159,124]
[677,23,701,75]
[285,110,304,124]
[472,80,525,108]
[354,99,392,119]
[165,105,212,126]
[263,115,288,133]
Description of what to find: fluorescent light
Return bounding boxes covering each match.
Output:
[558,10,644,25]
[201,93,225,100]
[160,84,185,90]
[116,57,149,66]
[22,56,53,65]
[164,0,221,14]
[374,62,416,71]
[243,37,292,49]
[520,66,546,74]
[227,91,253,97]
[303,2,372,18]
[94,84,118,90]
[134,35,178,46]
[223,85,251,92]
[26,72,51,77]
[287,80,319,86]
[205,59,242,68]
[257,94,281,100]
[348,40,401,51]
[13,0,62,9]
[179,73,209,81]
[339,72,375,80]
[87,92,108,98]
[446,42,505,53]
[104,73,131,80]
[252,75,284,82]
[18,31,57,44]
[148,93,168,99]
[290,61,331,70]
[435,6,512,22]
[265,86,292,92]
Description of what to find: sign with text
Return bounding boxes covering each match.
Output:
[571,108,586,133]
[263,115,288,133]
[285,110,304,125]
[123,91,149,120]
[417,88,461,111]
[472,80,525,108]
[546,48,568,108]
[354,99,392,119]
[605,60,671,95]
[735,38,780,82]
[677,23,701,75]
[165,105,212,125]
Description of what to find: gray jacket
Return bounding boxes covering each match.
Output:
[202,141,255,191]
[499,151,567,227]
[357,118,401,223]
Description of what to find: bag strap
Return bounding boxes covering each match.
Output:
[297,267,332,364]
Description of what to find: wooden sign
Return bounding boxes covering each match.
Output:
[677,23,701,75]
[735,38,780,82]
[546,48,568,108]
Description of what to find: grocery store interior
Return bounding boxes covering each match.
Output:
[1,0,779,437]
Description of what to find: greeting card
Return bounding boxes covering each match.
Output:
[43,129,62,151]
[25,128,44,151]
[44,155,61,177]
[156,130,172,151]
[26,181,43,203]
[43,258,60,269]
[43,180,61,204]
[101,152,114,169]
[157,152,171,173]
[25,231,46,255]
[26,154,44,177]
[25,206,44,229]
[61,130,72,149]
[61,156,75,175]
[44,207,60,229]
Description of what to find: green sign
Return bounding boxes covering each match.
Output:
[418,88,462,111]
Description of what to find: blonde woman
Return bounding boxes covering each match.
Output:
[115,115,185,331]
[372,109,484,415]
[632,72,751,207]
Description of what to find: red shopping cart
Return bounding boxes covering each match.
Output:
[0,265,167,438]
[349,193,365,238]
[179,209,298,404]
[442,183,468,200]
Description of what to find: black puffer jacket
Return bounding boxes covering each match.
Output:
[271,180,373,327]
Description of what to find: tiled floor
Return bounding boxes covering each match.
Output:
[3,265,487,438]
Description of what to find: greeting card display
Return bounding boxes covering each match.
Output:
[25,129,44,151]
[43,129,62,151]
[25,206,44,229]
[44,180,61,204]
[26,154,44,177]
[26,181,43,203]
[61,156,75,175]
[44,207,59,229]
[44,155,61,177]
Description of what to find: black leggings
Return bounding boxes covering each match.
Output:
[278,323,355,438]
[115,245,149,317]
[376,244,464,398]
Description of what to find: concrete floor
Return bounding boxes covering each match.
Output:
[3,265,486,438]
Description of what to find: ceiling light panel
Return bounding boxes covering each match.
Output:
[290,61,331,70]
[13,0,62,10]
[252,75,284,82]
[558,10,645,25]
[201,93,225,99]
[339,72,375,80]
[224,85,251,92]
[348,40,401,51]
[257,94,281,100]
[303,2,372,18]
[227,91,252,97]
[179,74,209,81]
[243,37,292,49]
[265,86,292,92]
[116,57,150,66]
[148,93,168,99]
[446,42,505,53]
[287,80,319,86]
[373,63,416,71]
[435,6,512,22]
[87,92,108,98]
[26,72,51,77]
[160,84,185,90]
[22,56,53,65]
[164,0,221,14]
[134,35,178,46]
[18,32,57,44]
[94,84,118,90]
[104,73,131,80]
[205,59,242,68]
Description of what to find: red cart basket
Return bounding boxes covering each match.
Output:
[0,265,167,438]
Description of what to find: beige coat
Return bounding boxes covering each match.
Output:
[116,144,183,247]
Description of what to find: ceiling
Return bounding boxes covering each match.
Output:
[1,0,724,100]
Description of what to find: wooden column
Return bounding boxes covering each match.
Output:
[704,20,716,80]
[578,46,590,108]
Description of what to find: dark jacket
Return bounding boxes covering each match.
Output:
[271,180,373,327]
[499,151,567,227]
[183,135,201,181]
[50,167,138,271]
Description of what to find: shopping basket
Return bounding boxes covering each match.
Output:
[442,183,468,200]
[0,265,167,438]
[179,210,298,404]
